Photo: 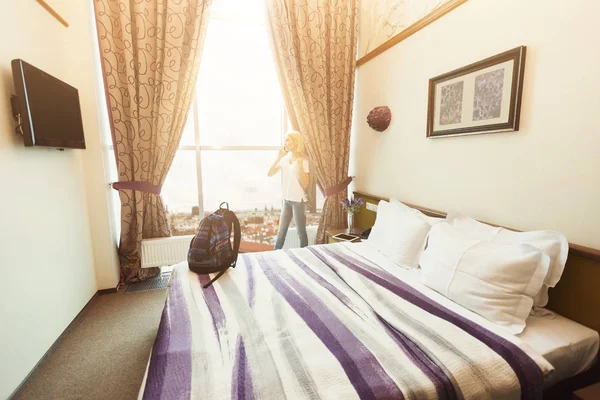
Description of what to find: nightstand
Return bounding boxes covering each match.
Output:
[326,228,363,244]
[573,382,600,399]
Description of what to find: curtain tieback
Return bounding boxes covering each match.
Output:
[322,177,353,197]
[111,181,162,195]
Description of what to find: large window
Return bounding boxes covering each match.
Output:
[162,0,323,250]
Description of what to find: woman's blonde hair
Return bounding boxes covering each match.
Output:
[285,131,306,154]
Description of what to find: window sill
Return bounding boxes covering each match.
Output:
[239,241,273,253]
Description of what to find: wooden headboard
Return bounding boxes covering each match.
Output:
[353,190,600,333]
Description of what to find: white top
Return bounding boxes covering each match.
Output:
[279,153,309,202]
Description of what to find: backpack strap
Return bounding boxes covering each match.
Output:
[221,209,241,265]
[202,268,229,289]
[230,211,241,258]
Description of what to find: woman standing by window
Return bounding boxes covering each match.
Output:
[268,131,310,249]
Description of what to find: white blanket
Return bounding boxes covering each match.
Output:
[139,243,553,400]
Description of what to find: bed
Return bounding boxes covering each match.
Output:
[139,190,600,399]
[138,240,598,399]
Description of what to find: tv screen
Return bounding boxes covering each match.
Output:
[11,59,86,149]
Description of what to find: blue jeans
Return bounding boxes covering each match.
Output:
[274,200,308,249]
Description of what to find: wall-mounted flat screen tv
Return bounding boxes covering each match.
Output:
[11,59,86,149]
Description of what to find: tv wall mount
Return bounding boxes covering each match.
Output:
[10,94,65,151]
[10,95,23,135]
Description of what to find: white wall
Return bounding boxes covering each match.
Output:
[351,0,600,249]
[83,2,122,290]
[0,1,119,398]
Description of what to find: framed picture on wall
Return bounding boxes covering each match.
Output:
[427,46,526,138]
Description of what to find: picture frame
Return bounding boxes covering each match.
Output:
[426,46,526,138]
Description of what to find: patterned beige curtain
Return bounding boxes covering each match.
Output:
[265,0,360,243]
[94,0,212,283]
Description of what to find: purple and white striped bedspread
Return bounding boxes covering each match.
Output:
[139,243,550,400]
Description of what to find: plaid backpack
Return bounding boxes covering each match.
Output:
[188,202,241,288]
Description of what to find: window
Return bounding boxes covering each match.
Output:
[162,0,323,249]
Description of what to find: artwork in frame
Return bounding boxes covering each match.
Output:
[427,46,526,138]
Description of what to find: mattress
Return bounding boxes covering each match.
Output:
[519,313,599,386]
[346,241,599,387]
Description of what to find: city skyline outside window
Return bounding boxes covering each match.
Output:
[161,0,323,250]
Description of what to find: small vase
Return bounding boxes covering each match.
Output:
[347,213,354,234]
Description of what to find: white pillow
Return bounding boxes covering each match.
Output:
[419,223,550,334]
[390,199,443,226]
[367,200,432,268]
[446,211,568,307]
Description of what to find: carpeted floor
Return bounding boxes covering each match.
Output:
[12,288,167,400]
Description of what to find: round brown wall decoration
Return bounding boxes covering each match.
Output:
[367,106,391,132]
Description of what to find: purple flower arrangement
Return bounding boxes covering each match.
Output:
[340,197,364,214]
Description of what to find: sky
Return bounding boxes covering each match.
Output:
[162,4,285,214]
